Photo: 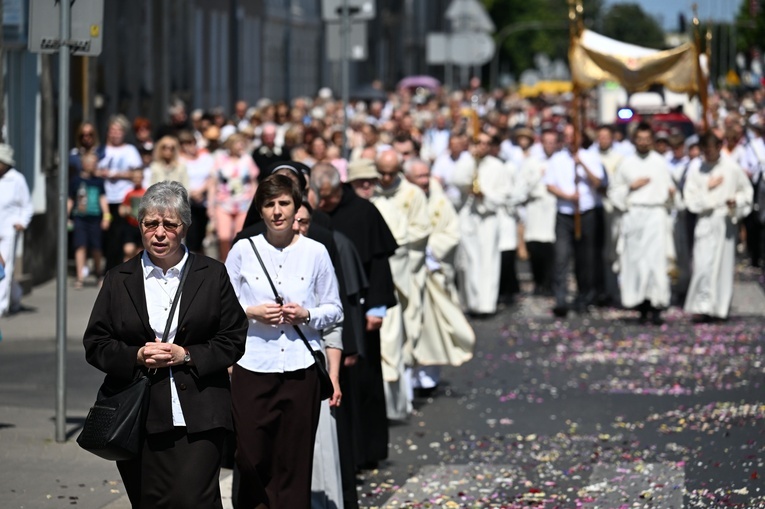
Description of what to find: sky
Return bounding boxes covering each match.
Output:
[602,0,740,29]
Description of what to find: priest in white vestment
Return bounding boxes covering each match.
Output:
[452,133,512,316]
[683,133,753,321]
[370,152,431,419]
[404,160,475,394]
[608,124,675,324]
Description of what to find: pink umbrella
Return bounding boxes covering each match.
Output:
[397,75,441,92]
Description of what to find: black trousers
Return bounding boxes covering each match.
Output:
[744,211,762,267]
[231,364,321,509]
[554,211,597,309]
[499,250,519,300]
[186,203,209,253]
[104,203,125,271]
[117,427,226,509]
[526,241,554,294]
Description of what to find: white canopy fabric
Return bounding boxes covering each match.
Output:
[570,29,701,94]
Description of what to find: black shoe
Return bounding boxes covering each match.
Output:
[414,386,438,399]
[552,306,568,318]
[650,311,663,326]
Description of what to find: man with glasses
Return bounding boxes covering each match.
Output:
[310,162,397,470]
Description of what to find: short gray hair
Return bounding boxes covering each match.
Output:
[402,158,429,177]
[138,181,192,228]
[309,162,342,195]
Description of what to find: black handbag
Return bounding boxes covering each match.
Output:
[77,253,194,460]
[247,238,334,401]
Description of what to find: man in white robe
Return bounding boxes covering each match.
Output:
[512,128,559,295]
[683,132,753,321]
[370,152,431,419]
[404,160,475,394]
[0,144,33,317]
[608,123,675,324]
[452,133,512,316]
[432,135,472,208]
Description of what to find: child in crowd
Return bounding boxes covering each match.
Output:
[67,153,110,288]
[119,169,146,260]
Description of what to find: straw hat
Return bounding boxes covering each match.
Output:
[346,158,380,182]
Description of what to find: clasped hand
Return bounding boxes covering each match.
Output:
[139,340,182,368]
[248,301,308,325]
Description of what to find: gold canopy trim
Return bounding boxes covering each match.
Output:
[570,29,700,95]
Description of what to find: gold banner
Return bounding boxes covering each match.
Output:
[570,29,700,94]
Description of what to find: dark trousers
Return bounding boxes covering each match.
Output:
[592,206,608,303]
[499,250,519,301]
[526,241,554,294]
[232,364,321,509]
[554,211,597,310]
[104,203,125,271]
[117,427,226,509]
[744,211,762,267]
[186,203,210,253]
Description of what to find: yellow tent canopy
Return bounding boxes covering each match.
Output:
[518,80,573,98]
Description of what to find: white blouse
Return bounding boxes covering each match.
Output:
[141,249,189,427]
[225,234,343,373]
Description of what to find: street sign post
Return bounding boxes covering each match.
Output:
[321,0,375,22]
[326,21,367,61]
[28,0,104,56]
[27,0,103,443]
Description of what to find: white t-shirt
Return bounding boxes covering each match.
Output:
[183,153,215,195]
[98,144,142,204]
[544,148,605,214]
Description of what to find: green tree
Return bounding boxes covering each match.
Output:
[482,0,604,78]
[599,3,666,49]
[735,0,764,55]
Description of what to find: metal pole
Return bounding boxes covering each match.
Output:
[56,0,72,443]
[341,0,350,160]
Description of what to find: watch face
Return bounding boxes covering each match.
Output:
[183,352,191,363]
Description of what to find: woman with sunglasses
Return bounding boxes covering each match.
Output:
[83,181,248,508]
[149,136,189,189]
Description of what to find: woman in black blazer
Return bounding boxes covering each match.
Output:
[83,181,248,508]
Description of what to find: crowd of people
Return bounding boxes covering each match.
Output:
[68,80,765,508]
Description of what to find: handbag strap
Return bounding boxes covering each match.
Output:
[160,252,194,343]
[247,238,316,355]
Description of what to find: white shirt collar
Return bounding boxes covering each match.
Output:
[141,247,189,280]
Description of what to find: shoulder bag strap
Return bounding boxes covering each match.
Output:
[246,238,316,354]
[160,252,194,343]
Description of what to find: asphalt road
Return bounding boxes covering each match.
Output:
[356,288,765,508]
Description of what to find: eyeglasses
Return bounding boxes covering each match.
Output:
[142,220,181,232]
[80,132,94,138]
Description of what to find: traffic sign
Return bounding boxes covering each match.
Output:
[326,21,368,61]
[28,0,104,56]
[450,32,496,66]
[445,0,495,33]
[321,0,376,22]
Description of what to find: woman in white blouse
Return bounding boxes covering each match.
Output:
[225,174,343,508]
